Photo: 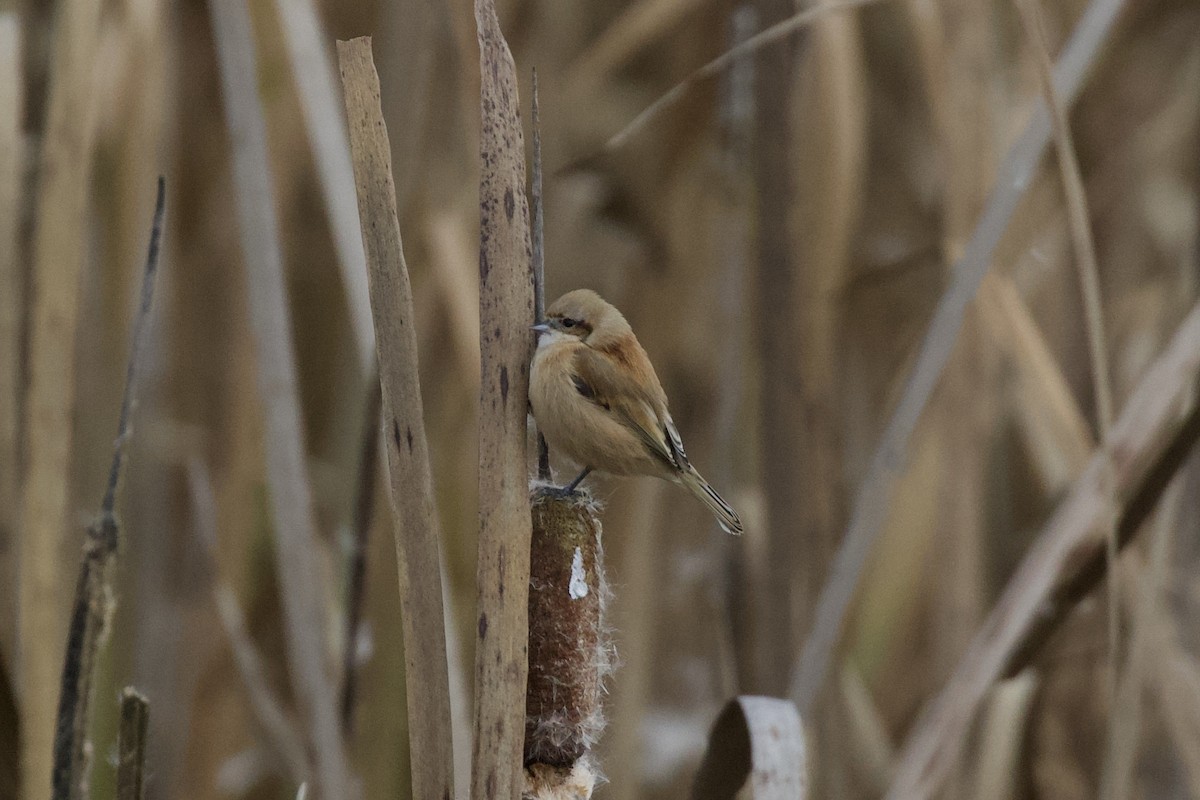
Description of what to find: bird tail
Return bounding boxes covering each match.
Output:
[680,466,743,536]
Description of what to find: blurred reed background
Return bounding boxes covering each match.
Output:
[1,0,1199,798]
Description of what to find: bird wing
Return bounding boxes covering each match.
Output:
[571,345,679,469]
[663,415,691,469]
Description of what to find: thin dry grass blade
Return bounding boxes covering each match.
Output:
[790,0,1128,714]
[1012,0,1121,728]
[274,0,374,369]
[52,178,164,800]
[604,0,888,153]
[473,0,536,793]
[205,3,350,797]
[886,296,1200,800]
[1013,0,1113,439]
[0,13,24,668]
[337,36,456,800]
[19,0,104,794]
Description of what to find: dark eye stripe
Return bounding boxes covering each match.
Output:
[551,314,592,333]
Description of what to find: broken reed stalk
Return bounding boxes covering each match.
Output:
[473,0,537,795]
[337,36,456,800]
[886,295,1200,800]
[523,492,610,799]
[692,696,807,800]
[20,0,104,794]
[207,1,351,796]
[51,178,164,800]
[341,369,381,734]
[116,689,149,800]
[790,0,1128,714]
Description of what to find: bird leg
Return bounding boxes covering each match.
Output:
[563,467,592,493]
[543,466,593,498]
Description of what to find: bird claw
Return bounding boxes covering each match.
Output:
[537,483,581,500]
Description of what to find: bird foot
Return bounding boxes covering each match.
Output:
[536,483,582,500]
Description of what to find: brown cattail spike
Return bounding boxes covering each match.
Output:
[525,488,611,775]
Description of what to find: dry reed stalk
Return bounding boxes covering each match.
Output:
[473,0,536,796]
[336,36,456,800]
[273,0,374,370]
[713,6,755,694]
[752,0,801,697]
[603,0,888,153]
[691,696,808,799]
[0,13,23,667]
[206,3,351,797]
[1013,0,1113,439]
[116,688,149,800]
[18,0,103,794]
[523,492,609,798]
[531,69,551,483]
[186,460,308,785]
[886,295,1200,800]
[1013,0,1122,727]
[51,178,163,800]
[790,0,1128,715]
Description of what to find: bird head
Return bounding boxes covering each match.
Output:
[532,289,630,345]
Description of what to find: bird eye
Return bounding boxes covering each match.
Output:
[561,318,577,329]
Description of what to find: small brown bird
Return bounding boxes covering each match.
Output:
[530,289,743,535]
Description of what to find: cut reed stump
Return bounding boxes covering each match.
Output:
[523,489,611,799]
[692,696,808,799]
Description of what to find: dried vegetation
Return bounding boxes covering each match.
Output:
[1,0,1199,798]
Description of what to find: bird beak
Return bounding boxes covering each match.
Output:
[530,322,551,334]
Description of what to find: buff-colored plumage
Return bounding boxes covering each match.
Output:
[530,289,743,535]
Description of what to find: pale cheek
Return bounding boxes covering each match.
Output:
[537,331,572,350]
